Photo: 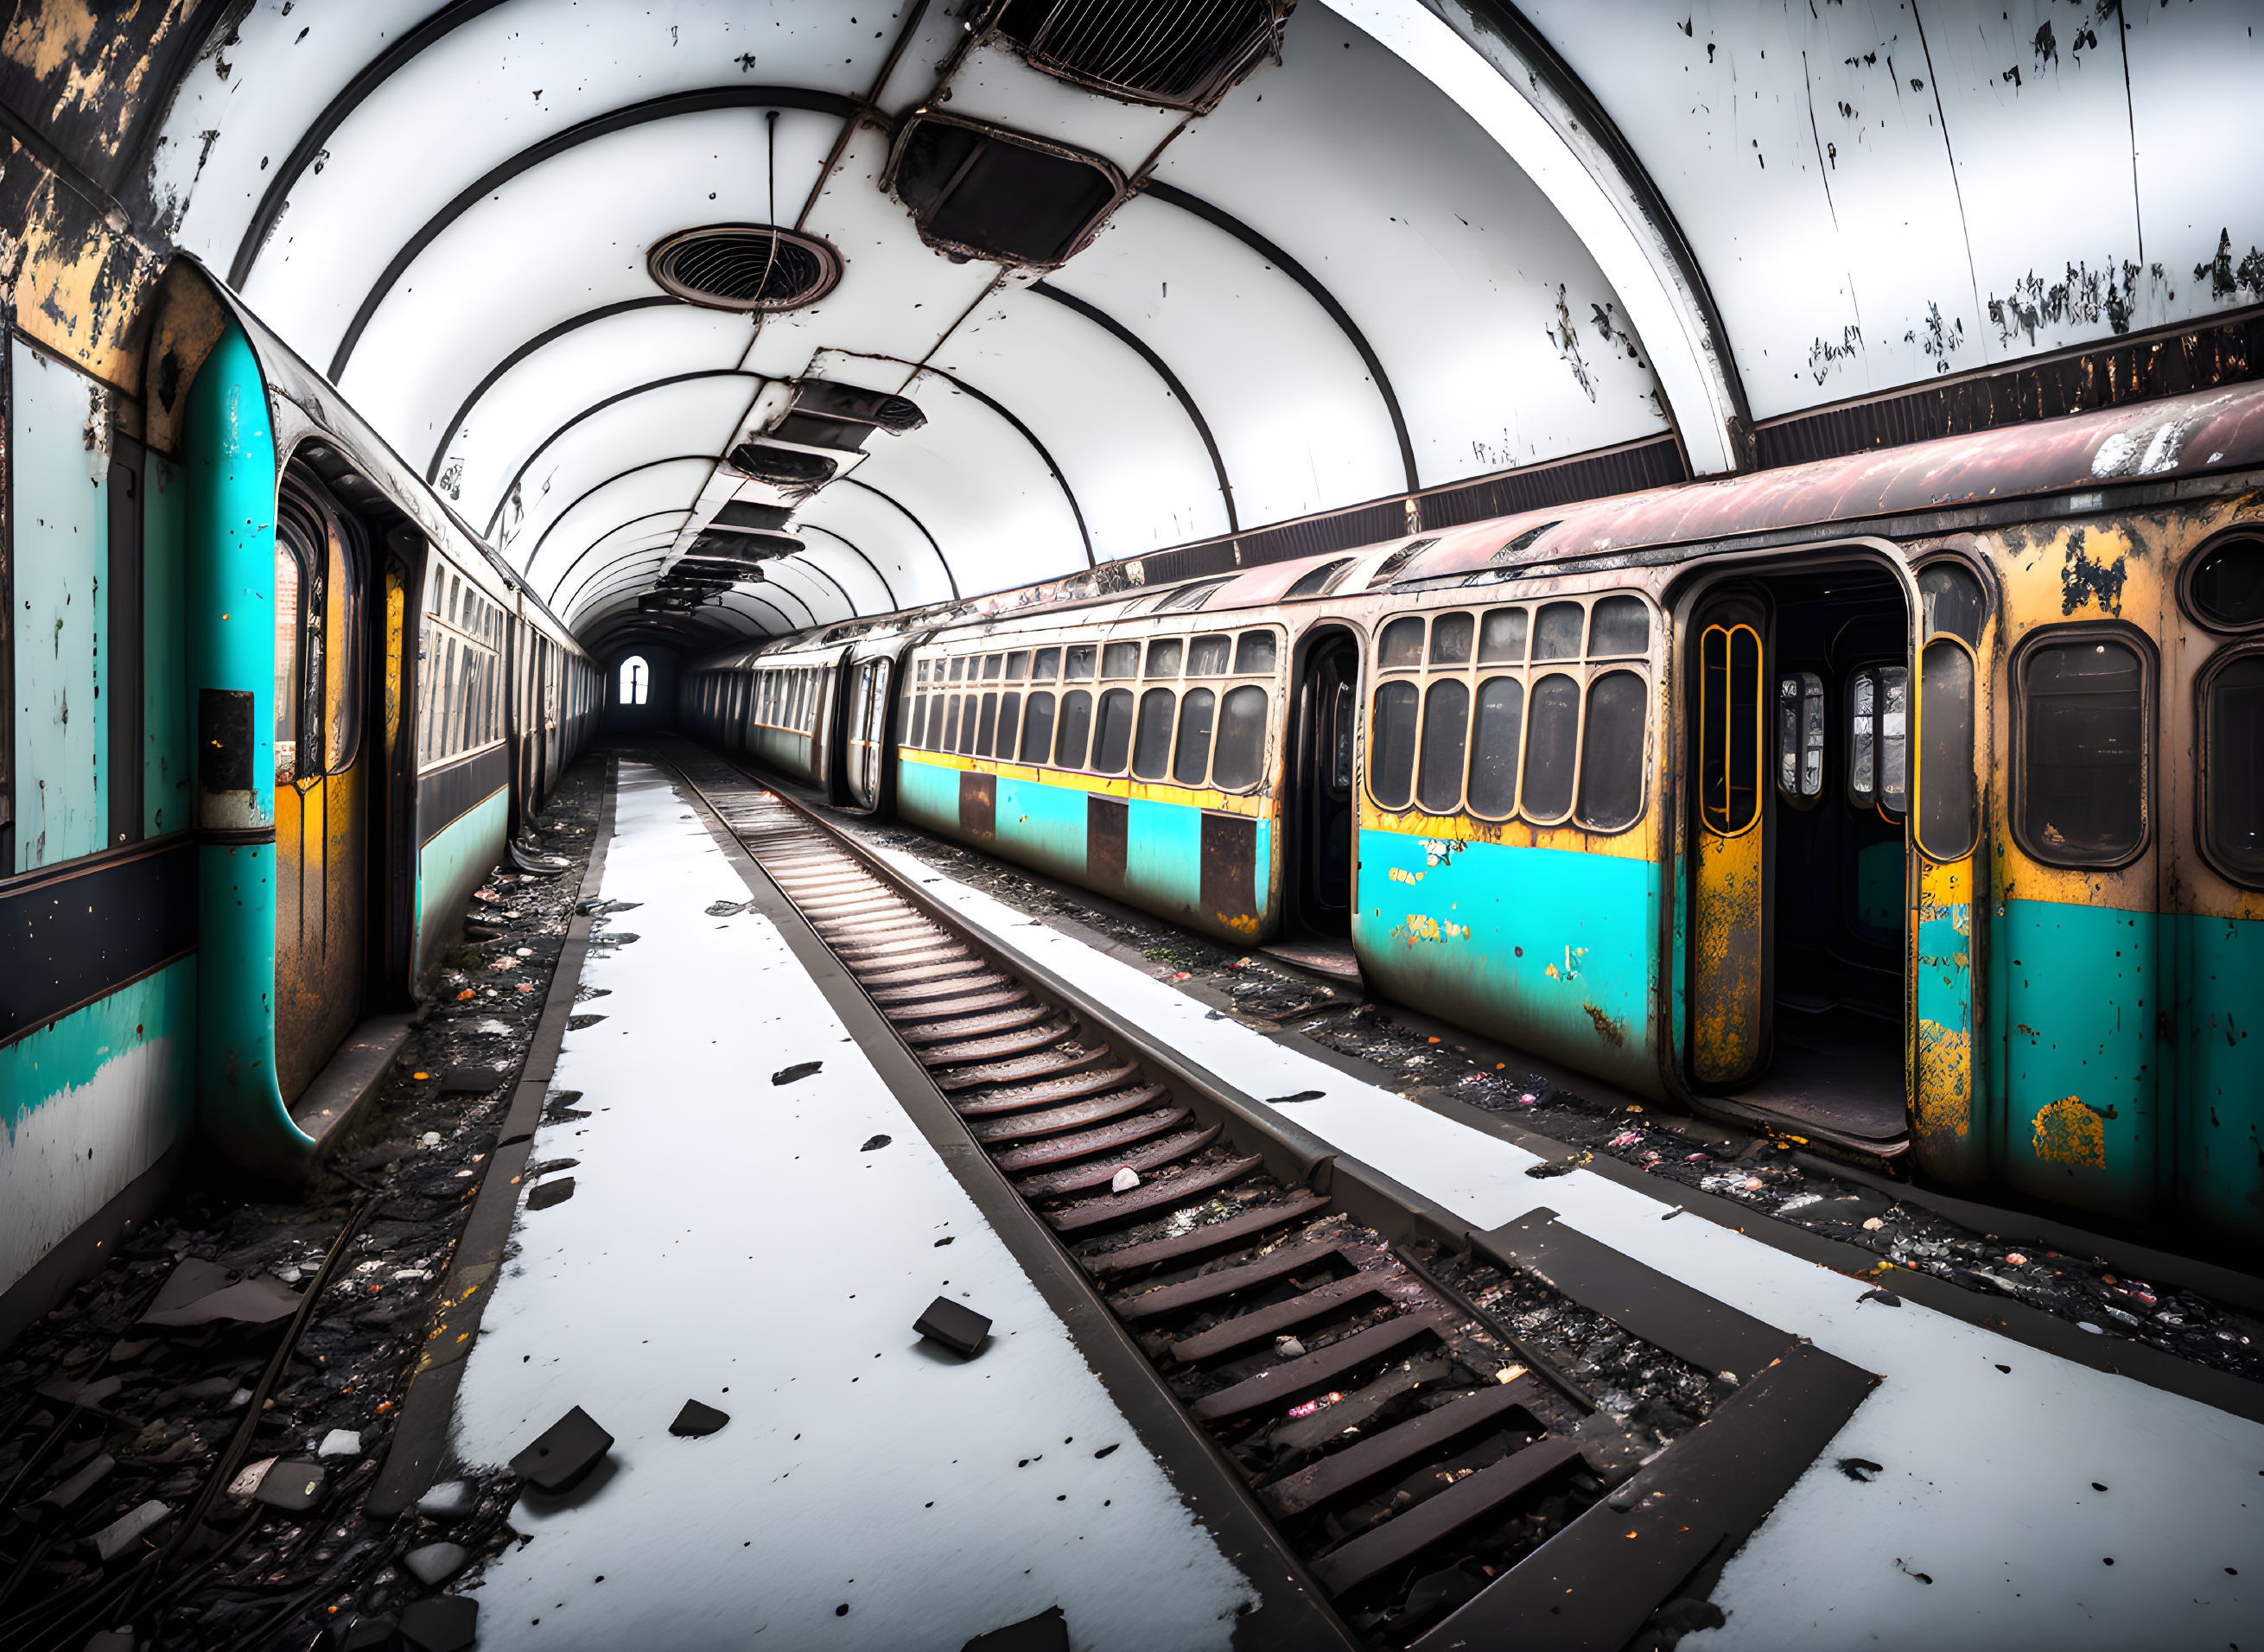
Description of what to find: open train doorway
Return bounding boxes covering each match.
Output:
[1275,626,1361,978]
[1683,562,1917,1150]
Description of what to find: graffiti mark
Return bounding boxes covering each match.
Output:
[1988,259,2147,344]
[1417,838,1464,868]
[2193,230,2264,304]
[1545,285,1596,403]
[1905,302,1963,374]
[2032,1094,2105,1169]
[1807,326,1862,385]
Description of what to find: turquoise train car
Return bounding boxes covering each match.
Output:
[3,263,598,1342]
[685,381,2264,1246]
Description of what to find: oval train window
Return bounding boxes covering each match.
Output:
[1917,640,1977,861]
[2187,533,2264,631]
[2201,651,2264,886]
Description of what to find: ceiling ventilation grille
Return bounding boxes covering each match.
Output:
[647,224,843,311]
[986,0,1291,111]
[887,113,1125,268]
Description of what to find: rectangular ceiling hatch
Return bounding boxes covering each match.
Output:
[887,112,1126,268]
[984,0,1291,112]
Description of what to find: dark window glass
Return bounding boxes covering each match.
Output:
[943,693,962,751]
[1370,680,1420,808]
[2204,654,2264,883]
[1021,691,1056,762]
[1213,685,1268,790]
[1700,625,1763,834]
[1234,631,1276,675]
[997,691,1021,759]
[1917,640,1976,860]
[958,691,982,754]
[910,694,930,748]
[1102,641,1139,679]
[1133,688,1177,778]
[1523,674,1581,820]
[1093,688,1135,772]
[1147,638,1183,677]
[1173,689,1217,785]
[983,654,1003,681]
[2191,536,2264,629]
[1878,664,1909,816]
[1588,594,1649,658]
[1065,645,1097,681]
[1187,634,1231,676]
[1005,651,1028,681]
[1285,558,1351,598]
[1918,562,1987,645]
[1032,647,1060,682]
[949,656,965,682]
[1055,689,1093,767]
[1478,607,1527,664]
[1578,671,1647,831]
[1379,616,1425,670]
[976,692,1000,757]
[1535,602,1584,661]
[1158,577,1229,612]
[1417,678,1471,813]
[2021,637,2146,864]
[1429,612,1473,666]
[1467,677,1523,818]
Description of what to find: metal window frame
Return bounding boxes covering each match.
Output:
[2193,637,2264,891]
[2008,619,2158,872]
[2177,525,2264,637]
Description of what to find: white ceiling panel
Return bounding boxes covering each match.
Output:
[792,480,958,611]
[2125,0,2264,322]
[518,455,716,607]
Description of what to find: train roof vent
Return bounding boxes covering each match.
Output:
[985,0,1290,111]
[711,500,797,533]
[886,112,1125,268]
[648,224,843,312]
[1283,557,1351,599]
[1365,539,1438,589]
[725,443,839,492]
[1154,575,1233,613]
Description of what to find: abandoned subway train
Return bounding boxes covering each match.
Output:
[4,262,599,1215]
[680,381,2264,1242]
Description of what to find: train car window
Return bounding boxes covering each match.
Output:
[910,693,930,748]
[1776,672,1826,802]
[1213,686,1268,790]
[1917,640,1977,860]
[944,656,960,683]
[2019,636,2146,865]
[1234,632,1276,675]
[1417,678,1471,813]
[1429,612,1474,666]
[1094,688,1135,772]
[1188,634,1231,677]
[1522,675,1581,820]
[1878,665,1908,816]
[1006,651,1029,681]
[915,659,930,684]
[1845,664,1908,818]
[1158,577,1231,613]
[2202,651,2264,885]
[1378,616,1425,671]
[1103,641,1139,679]
[1033,647,1061,682]
[1578,671,1648,831]
[1848,670,1874,806]
[275,543,304,781]
[1133,688,1177,778]
[1284,558,1351,599]
[440,637,461,758]
[1369,680,1420,808]
[959,689,983,755]
[1174,689,1217,785]
[1588,595,1649,658]
[1534,602,1584,662]
[1147,638,1184,678]
[2187,534,2264,630]
[999,690,1022,757]
[1467,677,1523,818]
[1056,689,1094,767]
[1700,626,1763,833]
[1021,691,1057,762]
[1065,644,1097,681]
[325,531,362,772]
[983,654,1003,681]
[1917,562,1987,645]
[942,694,962,752]
[446,574,461,626]
[1477,607,1527,664]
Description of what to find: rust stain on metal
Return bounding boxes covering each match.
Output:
[2031,1094,2106,1169]
[1584,1003,1627,1047]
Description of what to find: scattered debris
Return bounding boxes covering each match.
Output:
[862,1134,893,1152]
[1838,1457,1884,1482]
[670,1400,732,1438]
[417,1479,476,1520]
[915,1296,992,1358]
[398,1593,480,1652]
[773,1061,824,1086]
[963,1604,1070,1651]
[318,1427,363,1458]
[511,1406,615,1493]
[527,1176,577,1211]
[1858,1288,1903,1308]
[90,1497,170,1561]
[1110,1166,1143,1193]
[404,1541,470,1585]
[137,1257,301,1327]
[252,1460,327,1512]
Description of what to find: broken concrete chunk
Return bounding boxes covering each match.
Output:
[527,1177,576,1211]
[669,1400,730,1438]
[398,1595,480,1652]
[404,1541,469,1586]
[338,1615,397,1651]
[962,1604,1070,1651]
[915,1296,991,1359]
[30,1452,116,1519]
[140,1258,300,1328]
[861,1134,892,1153]
[705,899,747,916]
[317,1428,362,1459]
[440,1065,509,1094]
[511,1406,613,1493]
[253,1460,327,1512]
[225,1457,277,1502]
[417,1479,476,1521]
[773,1061,823,1086]
[90,1499,170,1562]
[36,1374,123,1409]
[1110,1166,1142,1193]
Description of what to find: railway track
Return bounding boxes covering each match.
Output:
[658,744,1877,1650]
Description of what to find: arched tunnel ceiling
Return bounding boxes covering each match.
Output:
[128,0,2264,658]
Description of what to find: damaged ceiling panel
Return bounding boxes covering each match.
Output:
[85,0,2254,656]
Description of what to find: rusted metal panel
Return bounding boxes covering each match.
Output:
[957,767,994,840]
[1199,809,1258,935]
[1690,822,1764,1085]
[1086,792,1127,891]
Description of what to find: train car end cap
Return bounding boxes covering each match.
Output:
[511,1406,614,1492]
[915,1296,991,1358]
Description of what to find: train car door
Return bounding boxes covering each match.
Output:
[844,657,891,809]
[1687,591,1771,1088]
[272,473,371,1101]
[1286,627,1359,938]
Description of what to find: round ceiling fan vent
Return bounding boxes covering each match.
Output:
[648,224,843,312]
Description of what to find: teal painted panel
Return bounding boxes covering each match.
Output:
[142,452,191,836]
[1356,831,1663,1097]
[1997,897,2157,1217]
[995,774,1086,881]
[416,788,509,987]
[10,339,110,870]
[2171,911,2264,1238]
[894,757,958,837]
[1124,797,1200,912]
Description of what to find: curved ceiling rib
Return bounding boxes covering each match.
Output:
[836,477,958,601]
[797,524,897,609]
[1028,281,1239,535]
[482,370,762,537]
[542,510,695,613]
[1143,181,1419,497]
[524,455,720,598]
[772,556,855,618]
[327,85,860,381]
[556,542,700,620]
[900,364,1095,568]
[427,295,683,481]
